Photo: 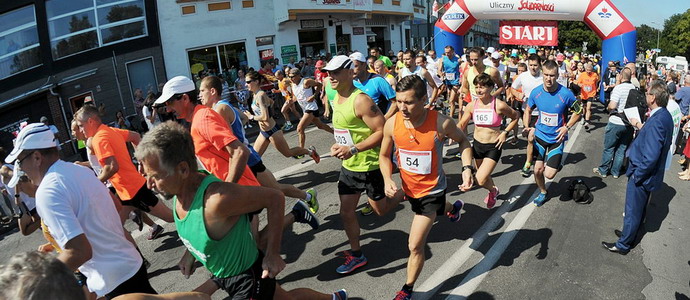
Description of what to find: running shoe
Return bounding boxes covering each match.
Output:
[333,289,348,300]
[129,210,144,231]
[283,123,294,131]
[147,224,164,240]
[520,165,531,177]
[485,186,499,209]
[447,200,464,222]
[293,154,305,159]
[394,289,412,300]
[584,122,590,132]
[308,146,321,164]
[455,152,462,159]
[533,192,547,207]
[292,200,320,230]
[360,203,374,216]
[305,188,319,213]
[336,252,367,274]
[592,167,607,178]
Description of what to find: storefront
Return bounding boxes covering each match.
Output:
[187,41,247,78]
[298,19,327,58]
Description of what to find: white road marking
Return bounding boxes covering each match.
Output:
[415,123,584,299]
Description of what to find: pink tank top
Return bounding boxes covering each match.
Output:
[472,97,502,128]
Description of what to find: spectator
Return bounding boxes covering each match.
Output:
[142,93,161,131]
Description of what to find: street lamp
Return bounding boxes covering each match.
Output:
[651,21,661,50]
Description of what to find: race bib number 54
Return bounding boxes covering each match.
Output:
[334,128,355,146]
[399,149,432,175]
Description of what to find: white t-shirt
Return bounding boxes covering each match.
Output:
[512,71,544,115]
[493,63,507,84]
[608,82,635,125]
[36,160,142,297]
[142,106,160,130]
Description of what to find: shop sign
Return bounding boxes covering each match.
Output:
[259,49,274,60]
[315,0,348,6]
[281,45,298,61]
[256,36,273,47]
[352,27,364,35]
[301,19,324,29]
[499,20,558,46]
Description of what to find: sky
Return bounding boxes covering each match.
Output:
[613,0,690,29]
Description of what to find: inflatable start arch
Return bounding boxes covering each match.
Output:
[434,0,637,102]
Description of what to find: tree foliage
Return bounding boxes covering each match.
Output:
[557,21,601,53]
[656,9,690,58]
[635,24,658,51]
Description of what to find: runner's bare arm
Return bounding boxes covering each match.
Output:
[113,292,211,300]
[460,69,470,97]
[423,69,439,102]
[353,93,386,151]
[98,156,118,182]
[457,101,474,132]
[379,117,398,198]
[384,99,398,120]
[522,105,533,131]
[215,103,236,126]
[305,79,323,102]
[490,69,505,97]
[252,93,271,122]
[208,182,286,278]
[441,115,474,190]
[125,130,142,147]
[437,59,444,77]
[223,141,249,183]
[58,233,92,271]
[498,100,520,133]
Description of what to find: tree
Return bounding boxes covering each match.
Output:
[635,24,658,51]
[557,21,601,53]
[658,9,690,58]
[53,15,97,58]
[103,4,144,44]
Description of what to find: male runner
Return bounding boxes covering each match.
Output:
[438,45,462,119]
[460,47,504,105]
[199,75,319,215]
[380,75,474,299]
[350,52,398,119]
[523,60,582,206]
[398,50,439,108]
[510,54,545,177]
[289,68,334,149]
[75,105,173,240]
[373,60,397,90]
[576,62,600,131]
[135,122,347,299]
[7,123,155,299]
[324,55,389,274]
[370,47,393,68]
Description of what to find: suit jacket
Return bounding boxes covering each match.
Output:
[626,107,674,191]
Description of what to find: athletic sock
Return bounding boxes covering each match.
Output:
[402,284,414,293]
[524,161,532,169]
[351,249,363,257]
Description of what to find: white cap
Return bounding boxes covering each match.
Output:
[322,55,355,71]
[7,161,23,189]
[491,52,501,60]
[5,123,57,164]
[348,52,366,63]
[487,47,495,53]
[154,76,196,106]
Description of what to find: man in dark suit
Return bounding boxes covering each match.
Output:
[602,81,674,254]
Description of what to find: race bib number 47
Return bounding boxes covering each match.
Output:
[334,128,355,146]
[445,73,456,81]
[399,149,432,175]
[540,111,558,127]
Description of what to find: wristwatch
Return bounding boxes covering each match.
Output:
[462,165,476,175]
[349,146,359,155]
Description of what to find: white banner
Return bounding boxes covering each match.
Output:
[465,0,587,21]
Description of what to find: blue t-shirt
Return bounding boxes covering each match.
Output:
[527,84,577,144]
[217,100,262,167]
[676,86,690,115]
[442,55,461,85]
[353,74,396,111]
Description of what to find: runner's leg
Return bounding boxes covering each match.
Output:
[311,117,334,134]
[475,158,498,191]
[405,212,436,286]
[533,160,547,194]
[269,131,309,157]
[253,133,271,156]
[296,113,315,149]
[340,194,362,252]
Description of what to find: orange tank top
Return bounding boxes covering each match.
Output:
[393,110,446,198]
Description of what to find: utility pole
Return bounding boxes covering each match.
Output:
[426,0,431,50]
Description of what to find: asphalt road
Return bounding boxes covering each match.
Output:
[1,103,689,300]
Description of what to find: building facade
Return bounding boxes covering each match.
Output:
[158,0,413,80]
[0,0,166,156]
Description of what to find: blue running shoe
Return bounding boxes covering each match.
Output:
[447,200,464,222]
[336,252,367,274]
[292,201,320,230]
[533,192,547,207]
[333,289,348,300]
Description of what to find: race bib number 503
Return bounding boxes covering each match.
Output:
[334,128,355,146]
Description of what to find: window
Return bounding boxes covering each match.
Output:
[187,42,247,80]
[392,0,401,5]
[208,2,231,11]
[126,57,158,105]
[373,0,382,4]
[242,0,254,8]
[181,5,196,14]
[46,0,147,59]
[0,5,42,80]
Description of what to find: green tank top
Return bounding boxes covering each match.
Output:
[467,66,494,96]
[174,174,258,278]
[325,79,337,108]
[332,89,380,172]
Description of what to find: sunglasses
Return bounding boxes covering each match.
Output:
[288,75,297,78]
[246,80,254,84]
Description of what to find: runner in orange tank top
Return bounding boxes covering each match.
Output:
[379,75,475,299]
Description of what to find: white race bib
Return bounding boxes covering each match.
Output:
[445,73,456,81]
[334,128,355,146]
[399,149,432,175]
[584,86,593,92]
[540,111,559,127]
[473,109,494,126]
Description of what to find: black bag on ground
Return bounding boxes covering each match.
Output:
[618,87,648,127]
[569,179,593,204]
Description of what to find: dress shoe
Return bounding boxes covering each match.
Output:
[602,241,629,255]
[614,229,622,238]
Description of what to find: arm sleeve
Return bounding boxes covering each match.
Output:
[37,182,83,247]
[199,109,238,151]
